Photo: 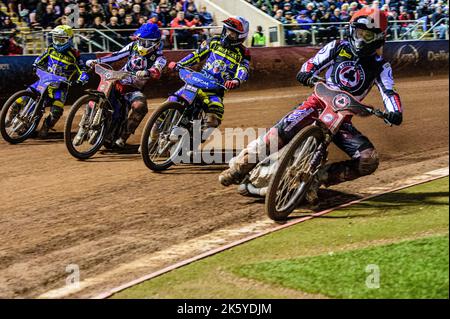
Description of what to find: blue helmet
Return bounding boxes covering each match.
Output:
[134,23,162,56]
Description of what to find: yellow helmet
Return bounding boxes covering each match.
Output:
[50,25,74,52]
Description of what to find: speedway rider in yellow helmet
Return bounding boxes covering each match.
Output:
[33,25,89,138]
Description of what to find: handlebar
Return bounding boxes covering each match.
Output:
[177,65,228,91]
[307,74,392,126]
[34,66,75,86]
[90,61,151,80]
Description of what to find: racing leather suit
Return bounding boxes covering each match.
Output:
[172,35,251,125]
[229,40,403,187]
[34,45,88,129]
[97,41,167,140]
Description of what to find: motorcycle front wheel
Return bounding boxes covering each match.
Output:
[64,94,108,160]
[0,90,41,144]
[140,101,188,172]
[265,125,325,221]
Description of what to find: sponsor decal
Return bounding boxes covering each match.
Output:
[335,61,366,91]
[339,49,352,59]
[333,93,351,109]
[323,113,335,123]
[284,108,314,131]
[393,44,420,65]
[427,50,449,62]
[0,64,10,70]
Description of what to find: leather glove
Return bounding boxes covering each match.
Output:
[224,79,240,90]
[168,61,181,71]
[149,68,161,80]
[385,111,403,126]
[297,71,314,86]
[136,70,149,78]
[77,72,89,85]
[86,59,98,68]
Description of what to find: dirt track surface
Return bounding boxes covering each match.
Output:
[0,75,448,298]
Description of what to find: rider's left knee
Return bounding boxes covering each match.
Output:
[131,99,148,115]
[358,148,379,176]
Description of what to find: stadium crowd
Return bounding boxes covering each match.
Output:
[0,0,448,54]
[248,0,448,43]
[0,0,216,52]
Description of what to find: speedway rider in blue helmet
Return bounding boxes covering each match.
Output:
[33,25,89,138]
[86,23,167,148]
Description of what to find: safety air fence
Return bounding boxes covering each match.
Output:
[0,40,448,104]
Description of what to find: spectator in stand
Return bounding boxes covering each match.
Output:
[296,9,313,43]
[189,14,203,49]
[0,15,17,31]
[91,4,106,21]
[78,3,93,26]
[199,5,214,26]
[432,6,448,38]
[274,9,286,22]
[170,10,192,48]
[107,16,120,29]
[185,3,198,21]
[40,4,58,29]
[183,0,196,12]
[117,7,127,24]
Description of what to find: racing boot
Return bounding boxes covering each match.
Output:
[304,166,329,205]
[115,136,128,149]
[202,113,220,143]
[219,153,257,187]
[138,125,160,154]
[39,106,63,138]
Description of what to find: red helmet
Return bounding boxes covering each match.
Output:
[221,16,250,47]
[349,7,388,56]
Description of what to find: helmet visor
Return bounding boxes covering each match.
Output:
[354,28,378,43]
[53,35,69,46]
[225,29,239,41]
[138,38,159,49]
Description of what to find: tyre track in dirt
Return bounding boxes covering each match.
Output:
[0,75,448,298]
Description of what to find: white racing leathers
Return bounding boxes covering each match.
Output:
[233,40,402,197]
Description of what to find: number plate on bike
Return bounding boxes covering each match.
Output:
[180,85,199,105]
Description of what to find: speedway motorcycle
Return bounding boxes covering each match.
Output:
[239,76,392,221]
[140,66,227,172]
[0,67,72,144]
[64,63,147,160]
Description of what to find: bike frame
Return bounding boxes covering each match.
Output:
[24,68,69,119]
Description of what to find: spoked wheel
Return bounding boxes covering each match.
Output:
[265,125,325,221]
[64,95,107,160]
[140,101,188,172]
[0,90,41,144]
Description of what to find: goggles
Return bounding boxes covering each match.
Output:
[138,38,159,49]
[52,35,69,45]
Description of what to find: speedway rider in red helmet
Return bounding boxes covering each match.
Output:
[166,16,251,131]
[220,8,403,202]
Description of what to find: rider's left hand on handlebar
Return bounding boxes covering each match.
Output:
[385,111,403,126]
[86,59,98,68]
[224,79,240,90]
[149,68,161,80]
[168,62,181,72]
[297,71,315,86]
[136,70,149,78]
